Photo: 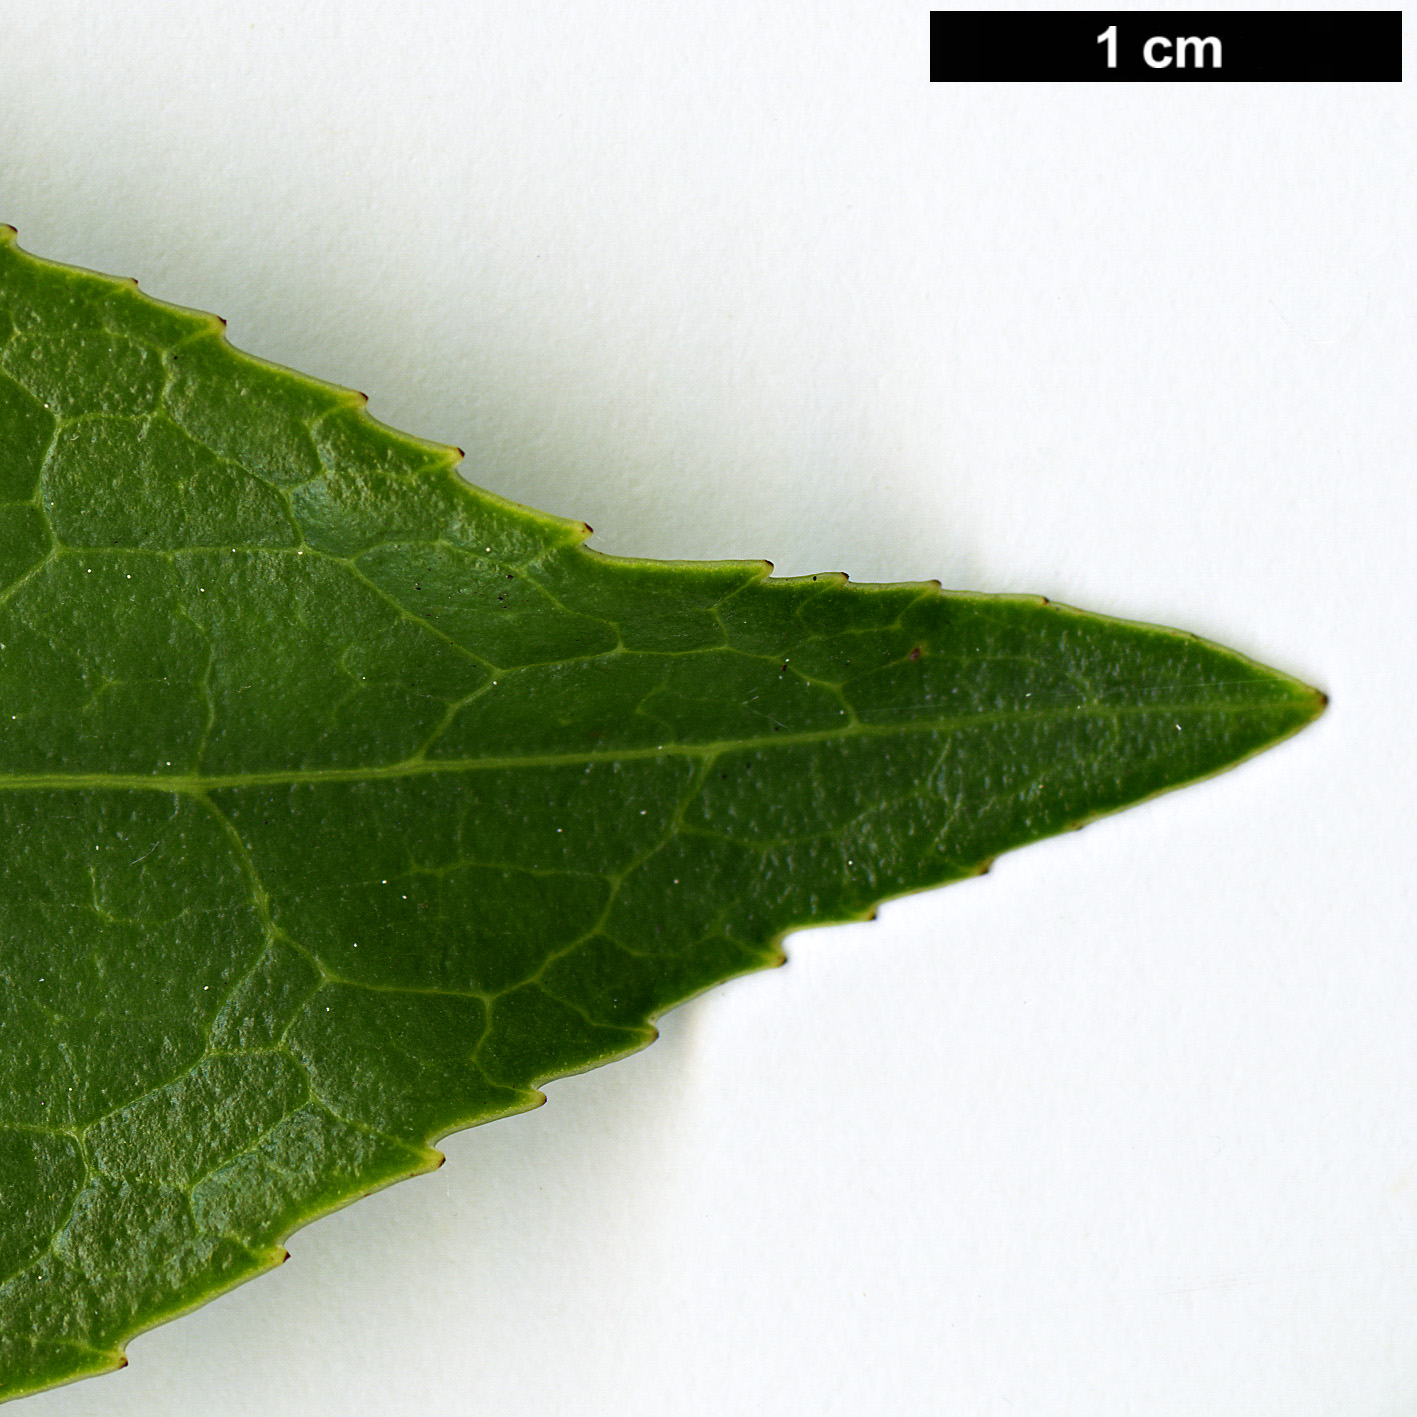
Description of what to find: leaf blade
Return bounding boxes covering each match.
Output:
[0,231,1322,1400]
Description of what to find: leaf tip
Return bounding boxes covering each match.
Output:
[1273,677,1329,738]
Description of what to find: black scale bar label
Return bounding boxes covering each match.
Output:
[931,11,1401,81]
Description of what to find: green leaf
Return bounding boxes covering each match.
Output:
[0,229,1322,1402]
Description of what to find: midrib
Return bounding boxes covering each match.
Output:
[0,698,1277,793]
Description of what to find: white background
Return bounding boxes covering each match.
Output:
[3,3,1414,1413]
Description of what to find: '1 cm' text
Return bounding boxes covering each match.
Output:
[1097,25,1222,69]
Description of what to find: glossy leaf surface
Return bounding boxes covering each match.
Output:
[0,232,1323,1401]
